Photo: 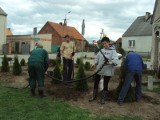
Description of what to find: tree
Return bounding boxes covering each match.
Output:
[13,55,22,75]
[20,58,26,66]
[74,60,88,91]
[52,58,62,84]
[1,54,10,72]
[84,61,91,71]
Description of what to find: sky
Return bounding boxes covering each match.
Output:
[0,0,156,42]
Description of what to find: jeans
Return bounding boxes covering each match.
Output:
[118,70,142,103]
[63,57,73,81]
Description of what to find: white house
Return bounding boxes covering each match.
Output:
[122,12,152,56]
[151,0,160,70]
[0,7,7,54]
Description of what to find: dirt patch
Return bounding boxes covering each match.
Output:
[45,70,160,120]
[0,66,160,120]
[0,67,28,89]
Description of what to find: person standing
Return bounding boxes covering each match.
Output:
[117,51,144,105]
[89,37,119,104]
[60,35,76,81]
[28,43,49,97]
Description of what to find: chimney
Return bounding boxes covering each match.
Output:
[145,12,150,21]
[33,27,37,35]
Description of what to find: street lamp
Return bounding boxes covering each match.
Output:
[64,11,71,25]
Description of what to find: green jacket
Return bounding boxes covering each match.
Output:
[28,48,49,70]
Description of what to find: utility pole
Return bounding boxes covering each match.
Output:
[64,11,71,26]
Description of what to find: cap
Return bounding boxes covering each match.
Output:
[36,43,43,48]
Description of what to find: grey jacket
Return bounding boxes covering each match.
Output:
[95,47,119,76]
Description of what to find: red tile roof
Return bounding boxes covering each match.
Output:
[47,21,85,40]
[6,28,13,35]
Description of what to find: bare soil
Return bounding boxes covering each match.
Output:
[0,66,160,120]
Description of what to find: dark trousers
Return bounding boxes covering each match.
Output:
[118,70,142,103]
[94,74,111,91]
[63,57,73,81]
[28,63,45,90]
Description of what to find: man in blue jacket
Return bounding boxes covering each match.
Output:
[28,43,49,97]
[117,51,144,105]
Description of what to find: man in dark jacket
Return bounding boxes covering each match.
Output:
[28,43,49,97]
[117,51,144,105]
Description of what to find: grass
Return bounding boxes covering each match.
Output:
[0,85,141,120]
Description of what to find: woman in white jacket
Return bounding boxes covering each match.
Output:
[89,37,119,104]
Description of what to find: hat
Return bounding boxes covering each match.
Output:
[101,37,110,42]
[36,43,43,48]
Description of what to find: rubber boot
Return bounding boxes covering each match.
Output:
[30,89,35,96]
[89,89,98,102]
[38,90,45,98]
[100,90,107,104]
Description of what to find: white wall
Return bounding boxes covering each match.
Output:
[122,36,152,53]
[30,34,52,52]
[0,15,6,53]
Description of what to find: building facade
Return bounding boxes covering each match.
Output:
[38,21,86,53]
[151,0,160,70]
[122,12,152,56]
[0,7,7,54]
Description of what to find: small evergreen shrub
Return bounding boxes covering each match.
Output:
[56,57,61,65]
[52,64,62,84]
[116,47,125,56]
[74,60,88,91]
[76,58,82,66]
[1,54,10,72]
[13,55,22,75]
[84,61,91,70]
[20,58,26,66]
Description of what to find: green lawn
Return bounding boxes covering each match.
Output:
[0,85,141,120]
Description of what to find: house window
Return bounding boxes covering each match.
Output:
[128,40,135,47]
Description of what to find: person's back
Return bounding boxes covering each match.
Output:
[28,48,48,64]
[125,52,144,71]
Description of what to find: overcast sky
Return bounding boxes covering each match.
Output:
[0,0,156,42]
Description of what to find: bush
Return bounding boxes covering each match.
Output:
[1,54,10,72]
[52,64,62,84]
[74,60,88,91]
[56,57,61,65]
[13,55,22,75]
[116,47,125,56]
[84,61,91,70]
[20,58,26,66]
[76,58,82,66]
